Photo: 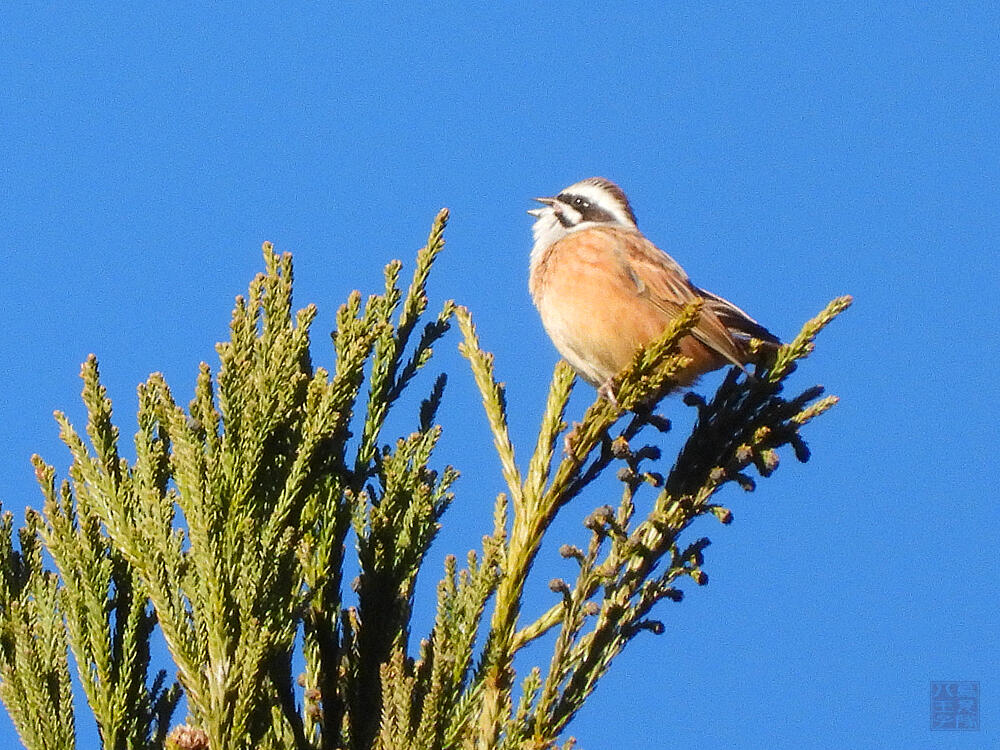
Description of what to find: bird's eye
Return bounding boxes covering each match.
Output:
[573,196,588,208]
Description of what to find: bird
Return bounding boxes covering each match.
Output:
[527,177,779,402]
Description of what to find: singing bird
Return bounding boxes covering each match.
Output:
[528,177,779,400]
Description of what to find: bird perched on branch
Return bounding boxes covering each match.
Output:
[528,177,779,401]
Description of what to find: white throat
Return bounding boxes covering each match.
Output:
[529,210,604,267]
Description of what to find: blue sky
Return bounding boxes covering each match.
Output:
[2,4,998,748]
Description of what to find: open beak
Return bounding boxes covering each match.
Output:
[527,196,556,217]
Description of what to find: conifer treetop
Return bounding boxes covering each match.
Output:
[0,209,850,750]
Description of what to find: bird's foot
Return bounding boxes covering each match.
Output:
[563,422,582,455]
[598,379,620,407]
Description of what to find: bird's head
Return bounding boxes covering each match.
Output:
[528,177,639,260]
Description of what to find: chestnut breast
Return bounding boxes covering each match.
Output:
[530,227,726,387]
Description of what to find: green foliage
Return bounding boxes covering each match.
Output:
[0,508,75,750]
[0,209,850,750]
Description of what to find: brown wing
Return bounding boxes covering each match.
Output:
[697,288,780,345]
[593,227,750,369]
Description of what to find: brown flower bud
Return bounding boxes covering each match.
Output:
[166,725,210,750]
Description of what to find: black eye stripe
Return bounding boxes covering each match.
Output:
[558,179,639,227]
[556,193,616,225]
[583,206,614,222]
[558,193,589,209]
